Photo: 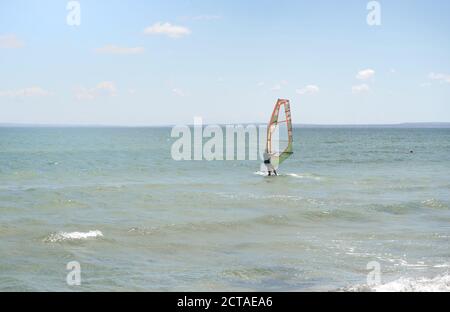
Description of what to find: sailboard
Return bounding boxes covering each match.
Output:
[265,99,293,169]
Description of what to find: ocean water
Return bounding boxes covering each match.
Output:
[0,127,449,291]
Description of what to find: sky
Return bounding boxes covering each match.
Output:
[0,0,449,125]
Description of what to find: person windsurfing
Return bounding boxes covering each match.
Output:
[263,151,277,176]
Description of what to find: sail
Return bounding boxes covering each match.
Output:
[266,99,293,168]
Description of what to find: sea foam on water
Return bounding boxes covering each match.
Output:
[44,230,103,242]
[346,274,450,292]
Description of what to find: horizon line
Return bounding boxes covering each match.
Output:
[1,122,450,128]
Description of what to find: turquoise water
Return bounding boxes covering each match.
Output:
[0,127,449,291]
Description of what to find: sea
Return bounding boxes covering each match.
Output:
[0,126,449,291]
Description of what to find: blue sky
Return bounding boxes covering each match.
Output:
[0,0,449,125]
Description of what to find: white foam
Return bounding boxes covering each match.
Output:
[45,230,103,242]
[433,263,450,268]
[347,274,450,292]
[286,173,309,179]
[253,171,321,180]
[373,275,450,292]
[254,171,267,176]
[289,173,322,180]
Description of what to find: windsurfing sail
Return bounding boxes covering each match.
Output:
[266,99,293,169]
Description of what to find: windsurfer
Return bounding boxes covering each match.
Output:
[263,152,277,176]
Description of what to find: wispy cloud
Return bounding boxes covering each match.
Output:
[0,34,24,49]
[429,72,450,84]
[144,22,191,38]
[0,86,51,98]
[172,88,187,97]
[271,84,281,91]
[352,84,370,94]
[296,85,320,95]
[270,80,288,91]
[95,45,144,55]
[356,69,375,80]
[75,81,117,100]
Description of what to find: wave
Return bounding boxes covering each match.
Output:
[127,213,299,237]
[369,199,449,215]
[254,170,267,176]
[345,274,450,292]
[422,198,449,210]
[0,180,219,192]
[253,171,322,180]
[215,192,304,202]
[221,266,300,282]
[44,230,103,242]
[285,173,322,180]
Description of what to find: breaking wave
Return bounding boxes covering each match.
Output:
[44,230,103,242]
[253,171,321,180]
[345,274,450,292]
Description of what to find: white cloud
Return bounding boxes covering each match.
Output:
[75,81,117,100]
[270,80,288,91]
[0,86,51,98]
[296,85,320,95]
[0,34,24,49]
[257,82,265,87]
[95,45,144,55]
[144,22,191,38]
[271,84,281,91]
[96,81,116,93]
[172,88,186,97]
[429,72,450,84]
[352,84,370,94]
[356,69,375,80]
